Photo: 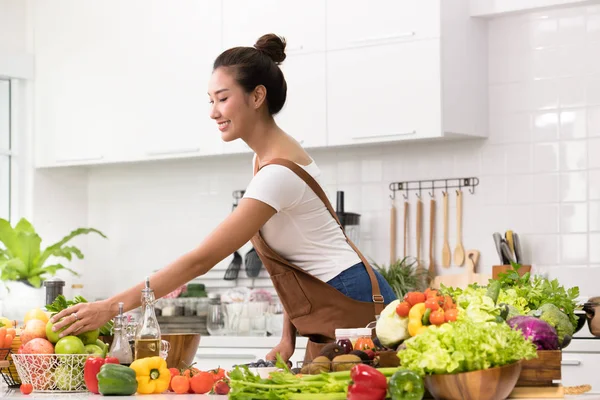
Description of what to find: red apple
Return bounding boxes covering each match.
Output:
[22,338,54,354]
[20,320,47,345]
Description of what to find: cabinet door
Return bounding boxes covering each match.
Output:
[326,39,442,146]
[222,0,325,53]
[561,353,600,393]
[33,0,223,166]
[275,53,327,148]
[326,0,440,51]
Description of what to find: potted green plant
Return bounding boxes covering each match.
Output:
[0,217,106,322]
[373,256,430,300]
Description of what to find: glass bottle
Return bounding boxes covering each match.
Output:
[206,295,226,336]
[134,277,161,360]
[335,328,353,354]
[108,302,133,366]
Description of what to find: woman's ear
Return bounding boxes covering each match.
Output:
[252,85,267,109]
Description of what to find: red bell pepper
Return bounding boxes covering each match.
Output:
[347,364,387,400]
[84,356,119,394]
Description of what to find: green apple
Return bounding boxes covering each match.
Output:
[45,319,68,344]
[84,344,105,357]
[77,328,100,345]
[54,363,84,391]
[55,336,85,355]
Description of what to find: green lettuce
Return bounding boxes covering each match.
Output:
[397,319,537,376]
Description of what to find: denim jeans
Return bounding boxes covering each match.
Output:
[327,262,397,305]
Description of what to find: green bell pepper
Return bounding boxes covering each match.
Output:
[388,369,425,400]
[97,363,138,396]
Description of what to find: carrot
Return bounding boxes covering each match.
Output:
[7,328,15,337]
[0,328,6,348]
[4,334,13,347]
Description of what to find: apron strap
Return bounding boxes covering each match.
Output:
[256,157,385,315]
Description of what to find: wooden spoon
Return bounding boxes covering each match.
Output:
[403,200,409,258]
[416,196,423,273]
[441,192,451,268]
[429,198,436,281]
[454,190,465,266]
[390,200,396,265]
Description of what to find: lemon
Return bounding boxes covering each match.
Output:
[23,308,50,324]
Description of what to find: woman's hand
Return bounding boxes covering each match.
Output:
[265,340,295,363]
[49,301,114,338]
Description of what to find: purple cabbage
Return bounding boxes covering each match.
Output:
[507,315,559,350]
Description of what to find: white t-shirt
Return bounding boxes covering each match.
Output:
[243,158,361,283]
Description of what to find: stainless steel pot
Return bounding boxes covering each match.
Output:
[582,297,600,337]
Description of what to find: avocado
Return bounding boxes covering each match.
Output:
[319,343,345,360]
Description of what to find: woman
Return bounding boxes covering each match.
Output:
[51,34,396,362]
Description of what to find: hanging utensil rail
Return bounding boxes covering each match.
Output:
[389,177,480,199]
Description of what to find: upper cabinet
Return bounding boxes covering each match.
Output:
[326,1,441,50]
[33,0,487,167]
[34,0,223,167]
[326,0,488,146]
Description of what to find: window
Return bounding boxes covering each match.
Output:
[0,79,11,220]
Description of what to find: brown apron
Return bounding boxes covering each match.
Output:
[249,158,385,363]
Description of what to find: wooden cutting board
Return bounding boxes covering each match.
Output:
[431,250,492,289]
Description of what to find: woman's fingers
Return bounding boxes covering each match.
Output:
[50,304,84,331]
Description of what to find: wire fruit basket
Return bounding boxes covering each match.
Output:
[11,354,88,392]
[0,347,21,388]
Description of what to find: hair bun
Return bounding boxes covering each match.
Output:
[254,33,286,64]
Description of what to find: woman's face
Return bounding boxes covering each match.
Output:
[208,67,254,142]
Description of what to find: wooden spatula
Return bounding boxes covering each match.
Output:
[416,197,423,271]
[453,190,465,266]
[429,198,436,282]
[390,200,396,265]
[441,192,451,268]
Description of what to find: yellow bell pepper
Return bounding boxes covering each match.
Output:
[129,356,171,394]
[407,303,427,336]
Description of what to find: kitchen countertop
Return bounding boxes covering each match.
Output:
[1,387,599,400]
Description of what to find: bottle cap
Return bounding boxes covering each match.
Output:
[142,277,153,293]
[334,328,352,337]
[356,327,373,336]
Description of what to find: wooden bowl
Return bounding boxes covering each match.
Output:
[161,333,201,369]
[424,361,522,400]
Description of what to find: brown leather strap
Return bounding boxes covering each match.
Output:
[256,157,385,315]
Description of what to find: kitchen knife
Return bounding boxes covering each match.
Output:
[493,232,504,264]
[513,233,523,264]
[500,240,516,264]
[505,230,515,255]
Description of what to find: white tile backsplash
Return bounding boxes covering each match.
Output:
[31,4,600,300]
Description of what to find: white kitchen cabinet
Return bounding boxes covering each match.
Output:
[34,0,223,167]
[222,0,326,53]
[326,0,488,146]
[561,338,600,393]
[326,0,441,50]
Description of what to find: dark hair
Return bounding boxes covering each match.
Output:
[213,34,287,115]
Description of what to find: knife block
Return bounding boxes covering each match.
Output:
[492,265,531,280]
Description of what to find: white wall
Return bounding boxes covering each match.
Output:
[31,4,600,301]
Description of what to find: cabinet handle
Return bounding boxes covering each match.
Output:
[55,155,104,163]
[352,131,417,140]
[350,32,416,45]
[146,148,200,156]
[561,360,582,366]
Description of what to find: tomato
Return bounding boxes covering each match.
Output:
[183,366,200,378]
[424,298,440,311]
[20,383,33,395]
[445,308,458,322]
[442,295,455,311]
[395,301,411,318]
[429,309,446,326]
[190,371,215,394]
[168,367,180,391]
[171,375,190,394]
[404,292,426,306]
[209,367,226,382]
[424,288,439,299]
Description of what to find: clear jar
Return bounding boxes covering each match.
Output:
[206,295,226,336]
[335,328,353,354]
[354,328,375,351]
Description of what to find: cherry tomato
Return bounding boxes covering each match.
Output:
[424,288,439,299]
[20,383,33,395]
[395,301,411,318]
[424,298,440,311]
[442,295,455,311]
[429,309,446,326]
[171,375,190,394]
[404,292,426,306]
[445,308,459,322]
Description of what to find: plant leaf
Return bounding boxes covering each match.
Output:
[38,228,107,267]
[13,231,41,273]
[0,218,19,258]
[27,275,42,288]
[30,263,80,277]
[0,258,27,278]
[47,245,84,261]
[14,218,36,234]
